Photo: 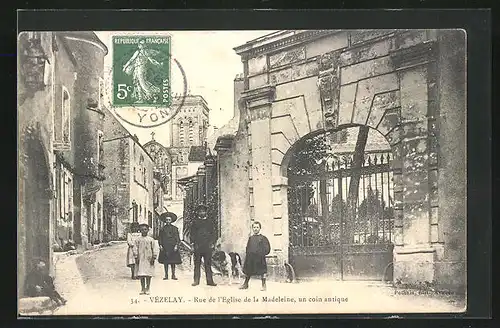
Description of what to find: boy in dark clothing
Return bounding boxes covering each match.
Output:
[190,204,217,287]
[24,259,67,306]
[240,221,271,291]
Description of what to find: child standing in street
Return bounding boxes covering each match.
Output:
[133,223,157,295]
[239,221,271,291]
[126,222,141,280]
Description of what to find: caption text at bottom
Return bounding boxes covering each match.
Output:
[130,296,349,305]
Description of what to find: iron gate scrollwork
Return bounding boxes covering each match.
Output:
[287,131,395,281]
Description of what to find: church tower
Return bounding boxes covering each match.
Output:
[172,95,210,149]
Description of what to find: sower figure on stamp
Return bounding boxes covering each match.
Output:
[133,223,157,295]
[158,212,182,280]
[190,204,217,287]
[126,222,141,279]
[122,38,163,103]
[240,221,271,291]
[24,259,67,306]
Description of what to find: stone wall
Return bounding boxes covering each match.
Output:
[51,35,78,246]
[102,108,130,239]
[214,76,251,258]
[64,32,107,248]
[434,30,466,292]
[129,140,155,227]
[65,33,106,179]
[152,175,164,238]
[53,34,77,166]
[217,131,252,257]
[102,137,131,239]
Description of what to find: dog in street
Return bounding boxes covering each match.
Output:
[211,240,243,285]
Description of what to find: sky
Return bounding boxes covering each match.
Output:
[95,30,276,146]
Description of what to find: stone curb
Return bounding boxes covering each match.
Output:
[83,240,127,254]
[53,250,79,265]
[18,297,58,316]
[53,240,127,260]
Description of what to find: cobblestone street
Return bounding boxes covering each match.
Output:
[51,242,465,316]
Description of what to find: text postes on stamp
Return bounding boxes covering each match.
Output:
[113,35,171,107]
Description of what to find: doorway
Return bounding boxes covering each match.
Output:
[23,136,51,293]
[287,127,395,281]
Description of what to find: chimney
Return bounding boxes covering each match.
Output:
[233,73,245,122]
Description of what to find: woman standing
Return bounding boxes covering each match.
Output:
[158,212,182,280]
[126,222,141,279]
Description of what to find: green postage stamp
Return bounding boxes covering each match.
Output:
[112,35,171,107]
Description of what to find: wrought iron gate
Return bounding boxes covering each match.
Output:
[288,139,395,281]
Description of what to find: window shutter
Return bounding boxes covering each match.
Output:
[53,84,71,151]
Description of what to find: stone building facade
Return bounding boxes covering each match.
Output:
[214,29,466,292]
[18,31,107,298]
[102,108,155,239]
[152,171,165,238]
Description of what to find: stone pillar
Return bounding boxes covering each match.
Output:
[204,157,215,201]
[241,85,280,278]
[204,155,218,237]
[389,38,438,284]
[191,176,198,207]
[434,30,466,292]
[271,176,289,279]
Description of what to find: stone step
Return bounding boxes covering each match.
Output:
[19,297,57,315]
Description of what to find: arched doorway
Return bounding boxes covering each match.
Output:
[23,135,51,285]
[286,126,395,281]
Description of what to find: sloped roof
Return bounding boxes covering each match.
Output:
[207,116,239,151]
[188,146,206,162]
[60,31,108,55]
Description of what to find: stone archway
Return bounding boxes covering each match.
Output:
[241,75,407,279]
[20,126,52,295]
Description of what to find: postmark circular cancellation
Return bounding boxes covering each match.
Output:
[110,35,187,128]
